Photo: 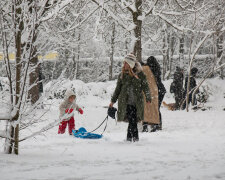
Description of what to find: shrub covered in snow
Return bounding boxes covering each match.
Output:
[44,78,116,101]
[197,85,212,104]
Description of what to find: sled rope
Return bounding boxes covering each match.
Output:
[79,107,117,136]
[89,115,109,134]
[89,115,109,135]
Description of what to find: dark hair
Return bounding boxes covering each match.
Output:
[176,66,182,72]
[191,67,198,76]
[146,56,161,79]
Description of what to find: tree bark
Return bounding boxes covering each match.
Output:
[132,0,142,62]
[76,33,81,79]
[162,29,167,80]
[109,22,115,80]
[217,34,224,79]
[179,33,185,68]
[14,124,19,154]
[11,1,24,154]
[29,46,40,105]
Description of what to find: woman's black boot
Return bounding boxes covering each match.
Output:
[142,122,148,132]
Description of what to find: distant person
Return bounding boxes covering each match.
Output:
[59,90,84,135]
[0,80,3,91]
[109,53,151,142]
[141,62,160,132]
[182,67,199,109]
[38,65,45,95]
[144,56,166,132]
[170,66,184,110]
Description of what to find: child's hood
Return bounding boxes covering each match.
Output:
[64,89,76,100]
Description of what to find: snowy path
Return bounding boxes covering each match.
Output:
[1,107,225,180]
[1,79,225,180]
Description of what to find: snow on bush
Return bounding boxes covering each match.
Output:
[197,85,212,103]
[44,78,116,100]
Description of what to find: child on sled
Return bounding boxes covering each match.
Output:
[58,89,83,135]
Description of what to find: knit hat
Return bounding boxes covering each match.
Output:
[124,53,136,69]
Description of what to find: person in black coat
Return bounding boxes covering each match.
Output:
[182,67,198,109]
[170,66,184,110]
[38,65,45,95]
[143,56,166,132]
[0,80,3,91]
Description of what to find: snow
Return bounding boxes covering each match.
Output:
[0,78,225,180]
[137,14,145,21]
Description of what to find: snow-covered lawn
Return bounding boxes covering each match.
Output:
[0,79,225,180]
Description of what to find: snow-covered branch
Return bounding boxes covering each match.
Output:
[0,115,11,120]
[91,0,131,31]
[19,111,74,142]
[59,5,100,33]
[40,0,76,22]
[153,9,225,35]
[145,0,159,17]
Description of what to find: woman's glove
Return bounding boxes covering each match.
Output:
[78,108,83,114]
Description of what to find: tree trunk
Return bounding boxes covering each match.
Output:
[179,34,185,68]
[76,33,81,79]
[216,1,224,79]
[168,35,176,79]
[109,22,115,80]
[4,122,13,154]
[132,0,142,62]
[162,29,167,80]
[71,51,76,80]
[217,34,224,79]
[29,47,40,105]
[11,2,24,154]
[14,124,19,154]
[7,126,14,154]
[166,28,170,80]
[125,37,129,55]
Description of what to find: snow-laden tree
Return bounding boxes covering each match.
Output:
[0,0,87,155]
[155,0,225,111]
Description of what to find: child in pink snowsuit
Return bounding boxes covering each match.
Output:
[58,90,83,135]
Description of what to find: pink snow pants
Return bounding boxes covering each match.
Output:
[58,109,75,135]
[58,117,75,135]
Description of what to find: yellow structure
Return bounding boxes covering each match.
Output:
[0,52,58,61]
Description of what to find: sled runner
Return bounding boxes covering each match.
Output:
[72,127,102,139]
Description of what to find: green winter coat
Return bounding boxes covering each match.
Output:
[111,70,151,122]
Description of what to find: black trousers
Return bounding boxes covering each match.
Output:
[175,93,183,110]
[182,93,197,109]
[126,105,138,140]
[158,93,165,128]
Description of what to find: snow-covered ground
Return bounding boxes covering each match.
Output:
[0,78,225,180]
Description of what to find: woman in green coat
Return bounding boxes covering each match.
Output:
[109,53,151,142]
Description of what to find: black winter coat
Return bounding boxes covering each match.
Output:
[150,68,166,97]
[184,76,197,93]
[170,70,183,95]
[146,57,166,98]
